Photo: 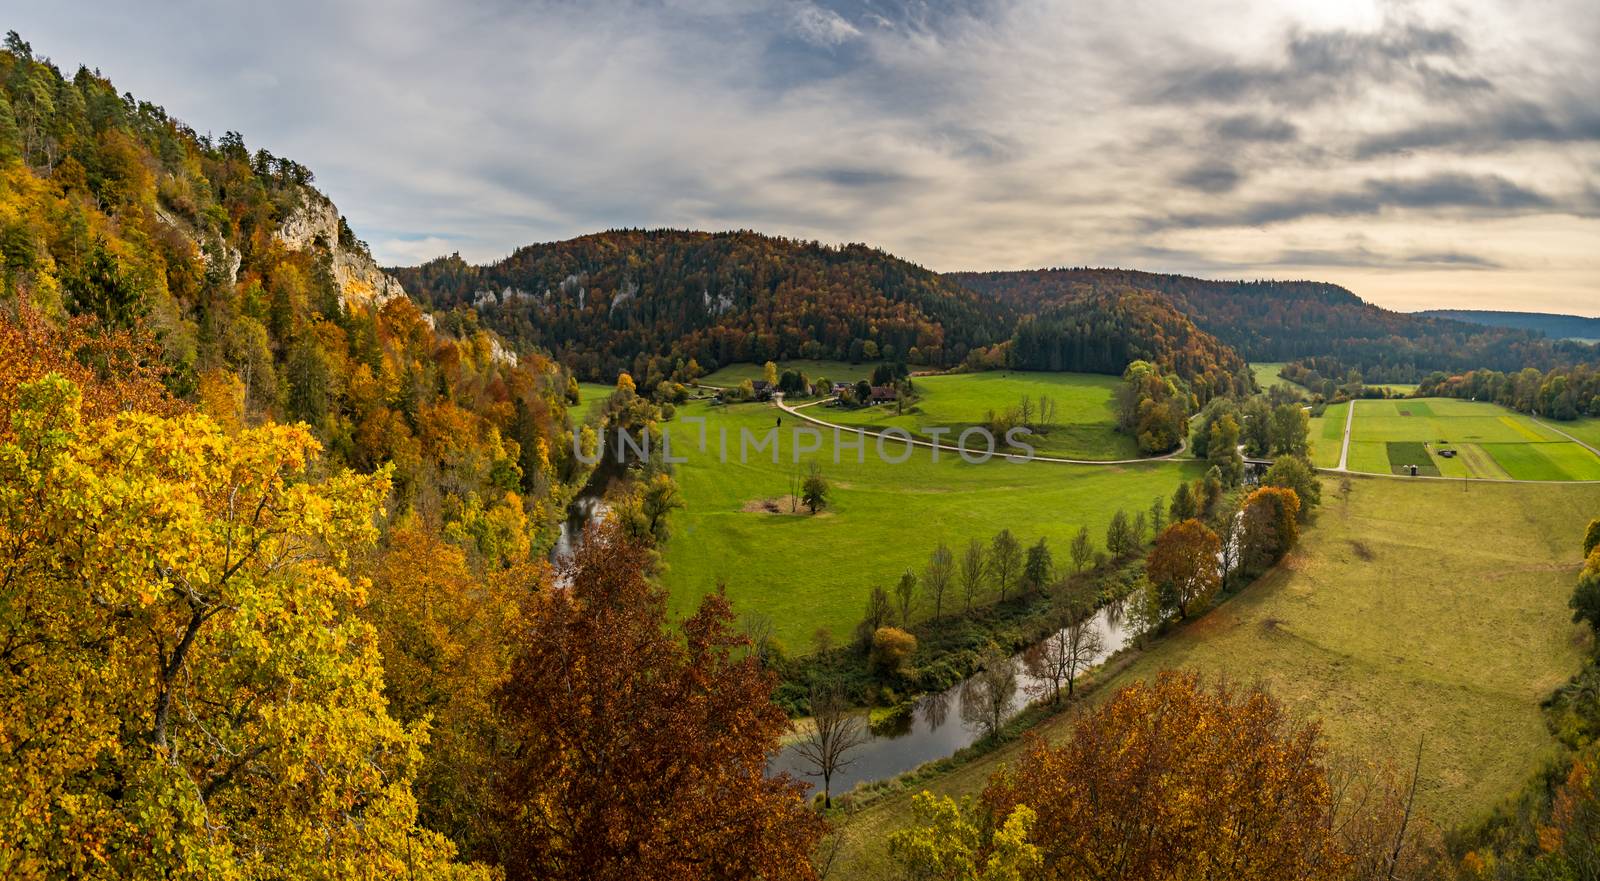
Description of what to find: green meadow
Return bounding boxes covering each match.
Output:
[655,399,1202,650]
[1249,361,1309,398]
[1345,398,1600,481]
[820,371,1141,460]
[575,382,615,421]
[829,475,1600,878]
[697,360,879,387]
[1307,401,1348,469]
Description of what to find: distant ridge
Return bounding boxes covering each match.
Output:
[1416,309,1600,342]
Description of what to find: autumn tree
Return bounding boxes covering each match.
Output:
[1584,518,1600,558]
[1147,519,1223,620]
[491,523,825,881]
[888,792,1041,881]
[984,671,1349,881]
[1069,525,1093,574]
[1022,538,1053,593]
[793,681,869,809]
[960,644,1018,742]
[989,529,1023,602]
[871,626,919,676]
[1270,401,1311,456]
[0,376,479,880]
[1240,486,1302,575]
[1208,413,1245,486]
[925,541,955,620]
[1105,509,1138,558]
[1169,481,1196,522]
[802,462,829,513]
[959,539,987,613]
[1572,549,1600,635]
[1264,454,1321,510]
[364,522,537,860]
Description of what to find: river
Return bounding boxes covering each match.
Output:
[768,603,1131,796]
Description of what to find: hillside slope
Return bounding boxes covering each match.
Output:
[1418,309,1600,342]
[952,268,1597,380]
[0,36,578,561]
[390,230,1007,383]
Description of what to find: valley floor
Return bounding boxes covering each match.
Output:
[824,473,1599,879]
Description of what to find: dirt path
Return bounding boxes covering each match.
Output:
[1336,398,1355,471]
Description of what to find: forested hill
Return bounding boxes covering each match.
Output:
[390,230,1007,385]
[951,268,1596,380]
[1418,309,1600,342]
[0,34,580,564]
[1003,288,1251,402]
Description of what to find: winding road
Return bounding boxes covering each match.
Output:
[773,393,1600,485]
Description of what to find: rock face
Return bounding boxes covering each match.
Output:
[274,189,407,308]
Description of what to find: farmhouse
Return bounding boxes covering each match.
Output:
[868,385,898,403]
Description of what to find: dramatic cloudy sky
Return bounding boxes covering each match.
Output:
[14,0,1600,314]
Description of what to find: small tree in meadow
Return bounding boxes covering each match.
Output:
[1023,538,1053,593]
[990,529,1023,602]
[894,570,918,625]
[1069,526,1093,574]
[959,539,986,613]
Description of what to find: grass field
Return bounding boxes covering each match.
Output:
[575,382,615,422]
[656,399,1203,649]
[1307,402,1348,468]
[1250,362,1308,398]
[819,371,1140,461]
[697,360,879,387]
[1346,398,1600,481]
[827,476,1600,878]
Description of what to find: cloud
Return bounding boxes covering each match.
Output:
[1210,114,1299,143]
[1355,99,1600,157]
[7,0,1596,314]
[1150,22,1491,106]
[1175,161,1242,193]
[1155,172,1557,229]
[790,3,862,47]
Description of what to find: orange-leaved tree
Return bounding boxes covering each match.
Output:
[491,521,826,881]
[1146,518,1221,620]
[983,670,1347,881]
[1240,485,1301,575]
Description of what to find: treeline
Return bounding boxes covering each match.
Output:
[952,267,1600,381]
[390,230,1008,385]
[1417,364,1600,421]
[0,35,581,564]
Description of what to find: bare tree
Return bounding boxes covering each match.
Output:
[960,644,1018,741]
[959,539,986,612]
[740,611,778,667]
[1027,613,1105,704]
[1018,394,1034,428]
[989,529,1023,602]
[1069,526,1093,574]
[923,542,955,621]
[792,682,869,809]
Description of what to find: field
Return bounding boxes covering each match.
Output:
[819,371,1141,461]
[829,475,1600,878]
[697,360,879,387]
[1250,361,1306,397]
[1307,401,1348,468]
[575,382,615,421]
[1344,398,1600,481]
[656,399,1202,649]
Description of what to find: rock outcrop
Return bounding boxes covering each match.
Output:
[275,189,407,308]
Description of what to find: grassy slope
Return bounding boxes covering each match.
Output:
[657,400,1202,649]
[822,372,1139,461]
[827,475,1599,879]
[1250,362,1308,398]
[698,360,879,387]
[1308,402,1348,469]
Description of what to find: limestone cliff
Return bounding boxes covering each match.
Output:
[274,189,407,308]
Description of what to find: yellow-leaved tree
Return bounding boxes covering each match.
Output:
[0,375,486,881]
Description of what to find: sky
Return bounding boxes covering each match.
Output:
[12,0,1600,315]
